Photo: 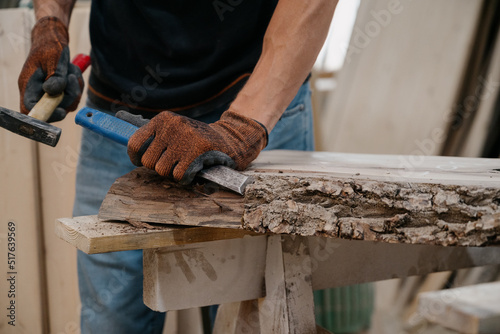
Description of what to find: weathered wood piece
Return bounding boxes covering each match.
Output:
[277,236,316,334]
[98,168,245,229]
[418,281,500,334]
[55,216,256,254]
[99,151,500,247]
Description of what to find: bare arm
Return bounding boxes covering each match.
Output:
[230,0,338,131]
[34,0,76,26]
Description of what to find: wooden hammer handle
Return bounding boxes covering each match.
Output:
[28,92,64,121]
[27,54,91,122]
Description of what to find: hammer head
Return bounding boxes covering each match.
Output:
[0,106,61,147]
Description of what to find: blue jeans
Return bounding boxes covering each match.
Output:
[74,82,314,333]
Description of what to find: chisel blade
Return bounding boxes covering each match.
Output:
[197,165,253,195]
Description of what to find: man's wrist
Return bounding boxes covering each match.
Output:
[34,0,76,27]
[32,16,69,45]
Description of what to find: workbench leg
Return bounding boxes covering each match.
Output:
[259,235,317,334]
[213,300,260,334]
[214,235,317,334]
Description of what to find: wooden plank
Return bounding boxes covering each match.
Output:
[55,215,256,254]
[215,236,317,334]
[440,1,500,157]
[99,150,500,247]
[141,235,500,314]
[143,236,268,311]
[258,236,290,333]
[418,281,500,334]
[320,0,483,155]
[403,271,453,326]
[37,4,91,332]
[281,236,316,334]
[234,300,260,334]
[176,308,204,334]
[392,276,422,316]
[309,237,500,291]
[460,20,500,157]
[0,8,46,334]
[98,168,245,229]
[213,302,243,334]
[450,265,500,289]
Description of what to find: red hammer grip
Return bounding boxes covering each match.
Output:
[71,54,91,73]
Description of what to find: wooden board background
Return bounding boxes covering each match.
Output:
[0,5,90,333]
[0,8,45,334]
[319,0,483,155]
[37,6,90,333]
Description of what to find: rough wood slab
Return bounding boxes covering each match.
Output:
[55,215,256,254]
[418,281,500,334]
[98,150,500,247]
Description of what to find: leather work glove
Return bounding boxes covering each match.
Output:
[18,16,84,122]
[125,110,268,184]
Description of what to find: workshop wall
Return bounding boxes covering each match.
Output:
[0,5,89,334]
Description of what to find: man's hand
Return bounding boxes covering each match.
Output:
[18,16,83,122]
[127,110,268,184]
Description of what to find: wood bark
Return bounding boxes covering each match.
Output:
[243,173,500,246]
[98,151,500,247]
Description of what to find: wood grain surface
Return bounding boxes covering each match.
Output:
[98,150,500,247]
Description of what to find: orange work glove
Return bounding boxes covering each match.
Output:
[127,110,268,184]
[18,16,84,122]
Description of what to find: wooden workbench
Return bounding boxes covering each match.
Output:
[56,151,500,333]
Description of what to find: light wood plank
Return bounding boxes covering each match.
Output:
[404,271,452,324]
[216,236,318,334]
[440,1,500,157]
[418,281,500,334]
[461,21,500,157]
[56,215,256,254]
[37,5,91,332]
[320,0,483,155]
[99,151,500,247]
[0,8,45,334]
[213,302,241,334]
[281,236,316,334]
[143,236,268,311]
[258,236,290,333]
[309,237,500,291]
[234,300,261,334]
[141,235,500,313]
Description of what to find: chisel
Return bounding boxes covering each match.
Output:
[75,107,253,195]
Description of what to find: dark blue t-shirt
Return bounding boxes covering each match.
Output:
[88,0,278,117]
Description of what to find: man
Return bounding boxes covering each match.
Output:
[19,0,338,332]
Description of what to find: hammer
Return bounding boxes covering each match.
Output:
[0,54,91,147]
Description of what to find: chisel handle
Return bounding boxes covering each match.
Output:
[75,107,139,146]
[28,54,91,122]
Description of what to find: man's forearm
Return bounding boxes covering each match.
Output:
[230,0,338,131]
[34,0,76,26]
